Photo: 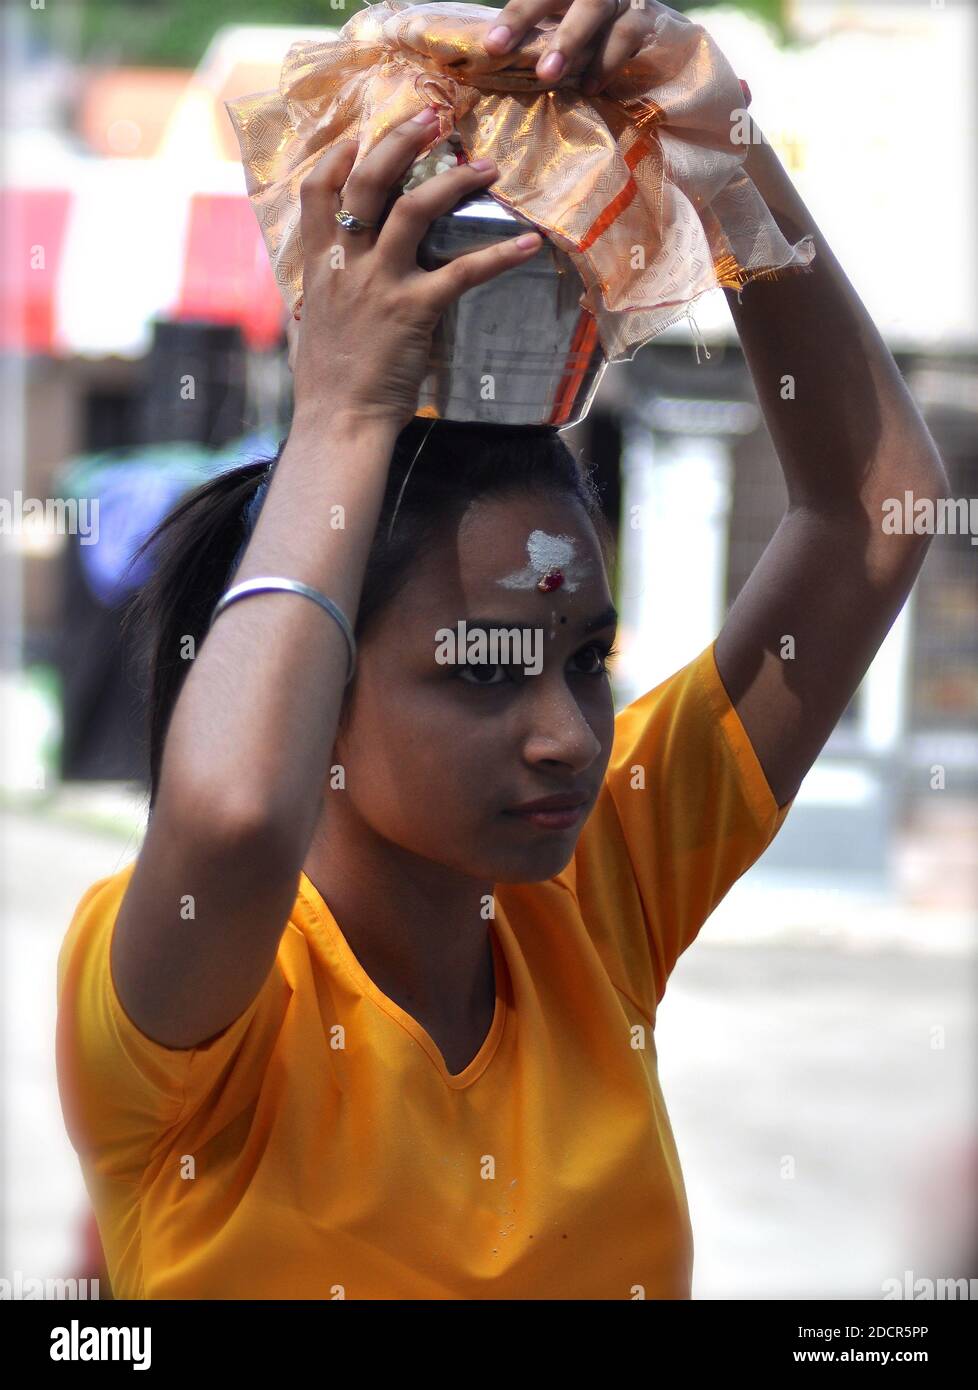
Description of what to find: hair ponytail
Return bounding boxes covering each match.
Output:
[121,445,285,808]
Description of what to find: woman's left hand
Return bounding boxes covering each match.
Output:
[483,0,666,97]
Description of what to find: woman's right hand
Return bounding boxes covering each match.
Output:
[290,109,543,432]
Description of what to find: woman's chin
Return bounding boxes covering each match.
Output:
[488,836,580,886]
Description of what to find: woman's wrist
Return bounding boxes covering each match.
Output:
[736,117,818,245]
[290,400,404,448]
[244,413,397,575]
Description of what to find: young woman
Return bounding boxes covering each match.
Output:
[57,3,947,1300]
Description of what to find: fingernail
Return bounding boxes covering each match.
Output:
[469,157,495,171]
[486,25,512,50]
[540,50,565,80]
[516,233,542,249]
[412,106,439,124]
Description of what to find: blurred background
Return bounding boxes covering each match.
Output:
[1,0,975,1300]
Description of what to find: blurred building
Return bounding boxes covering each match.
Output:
[1,23,321,783]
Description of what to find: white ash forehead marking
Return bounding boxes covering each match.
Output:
[497,530,594,593]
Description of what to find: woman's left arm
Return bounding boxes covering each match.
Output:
[712,115,948,807]
[484,1,950,807]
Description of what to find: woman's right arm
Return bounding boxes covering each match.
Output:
[110,114,544,1049]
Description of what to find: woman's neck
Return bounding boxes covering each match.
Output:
[303,807,496,1035]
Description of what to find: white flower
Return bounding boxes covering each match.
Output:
[399,131,464,191]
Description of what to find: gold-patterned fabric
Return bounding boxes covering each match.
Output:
[225,0,815,362]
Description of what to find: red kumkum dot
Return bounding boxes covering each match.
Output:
[537,568,565,593]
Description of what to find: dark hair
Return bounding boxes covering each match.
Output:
[123,417,617,813]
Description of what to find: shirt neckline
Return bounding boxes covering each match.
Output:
[295,872,510,1090]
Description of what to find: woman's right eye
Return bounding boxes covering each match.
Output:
[457,663,510,686]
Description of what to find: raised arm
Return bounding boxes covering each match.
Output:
[110,115,544,1049]
[714,116,949,808]
[481,2,950,810]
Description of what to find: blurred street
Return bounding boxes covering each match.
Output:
[3,787,974,1300]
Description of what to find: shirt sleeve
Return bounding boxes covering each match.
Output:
[565,638,795,1022]
[56,861,290,1177]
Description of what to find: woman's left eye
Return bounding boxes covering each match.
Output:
[572,641,620,676]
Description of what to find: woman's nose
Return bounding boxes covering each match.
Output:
[519,685,604,772]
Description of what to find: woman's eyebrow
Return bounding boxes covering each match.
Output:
[581,603,619,635]
[461,604,619,635]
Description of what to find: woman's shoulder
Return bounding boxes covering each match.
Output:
[57,856,300,1174]
[58,858,309,1028]
[61,857,314,955]
[59,860,138,975]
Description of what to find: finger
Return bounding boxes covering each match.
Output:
[422,230,545,316]
[298,140,359,255]
[484,1,569,55]
[377,157,502,267]
[579,14,647,96]
[286,316,300,374]
[334,108,444,233]
[484,0,615,86]
[536,0,622,85]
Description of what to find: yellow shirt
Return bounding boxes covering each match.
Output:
[56,639,793,1300]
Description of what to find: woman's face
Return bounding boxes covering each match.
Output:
[332,491,618,885]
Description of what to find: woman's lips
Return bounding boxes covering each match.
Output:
[503,804,587,830]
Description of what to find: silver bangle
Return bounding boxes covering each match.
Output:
[210,577,357,685]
